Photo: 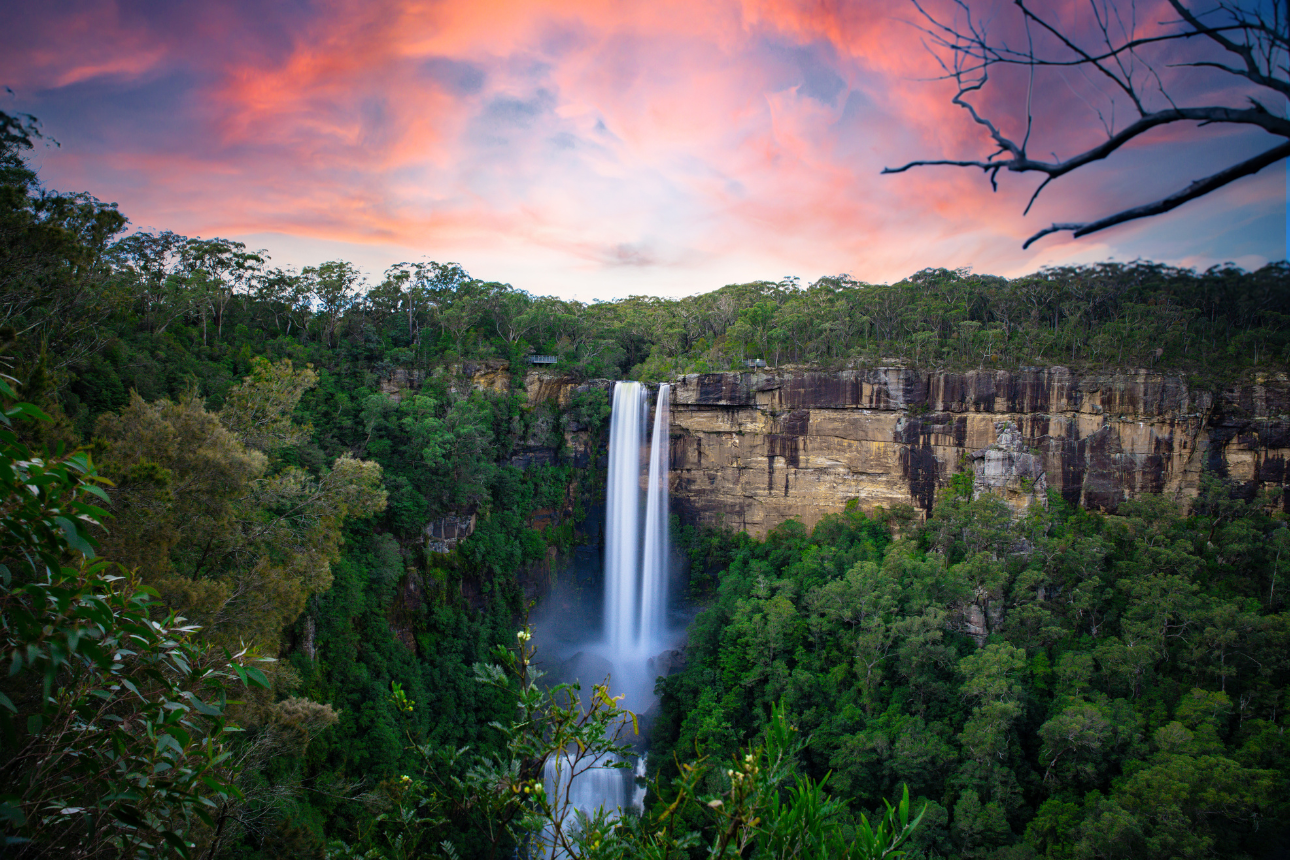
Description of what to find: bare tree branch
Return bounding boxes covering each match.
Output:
[886,0,1290,248]
[1022,138,1290,247]
[884,105,1290,178]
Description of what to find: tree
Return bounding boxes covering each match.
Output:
[181,237,264,343]
[436,279,486,356]
[0,377,266,859]
[330,633,926,860]
[109,231,197,335]
[93,383,385,648]
[251,267,312,337]
[304,261,363,347]
[0,111,128,372]
[885,0,1290,247]
[219,357,319,452]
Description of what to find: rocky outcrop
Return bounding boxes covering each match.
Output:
[377,359,510,402]
[425,513,476,553]
[377,366,425,402]
[525,372,615,469]
[970,421,1047,514]
[484,367,1289,537]
[669,367,1290,535]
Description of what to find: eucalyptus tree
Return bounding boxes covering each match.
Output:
[0,111,127,371]
[303,261,364,348]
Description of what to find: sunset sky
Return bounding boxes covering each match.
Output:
[4,0,1286,300]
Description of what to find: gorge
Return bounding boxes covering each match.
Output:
[523,360,1290,844]
[7,152,1286,854]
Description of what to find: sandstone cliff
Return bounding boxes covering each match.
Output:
[667,367,1290,534]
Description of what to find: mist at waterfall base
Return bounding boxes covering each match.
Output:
[529,382,686,832]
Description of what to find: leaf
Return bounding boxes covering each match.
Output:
[54,516,94,558]
[200,775,232,794]
[161,830,193,859]
[81,483,111,503]
[187,695,222,717]
[0,799,25,825]
[244,666,270,689]
[12,403,51,422]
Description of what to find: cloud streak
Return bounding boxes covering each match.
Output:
[4,0,1284,298]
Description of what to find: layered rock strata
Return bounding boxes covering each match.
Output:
[666,367,1290,535]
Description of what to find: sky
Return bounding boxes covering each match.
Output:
[3,0,1286,301]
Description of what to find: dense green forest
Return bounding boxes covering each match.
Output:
[658,486,1290,858]
[1,105,1289,860]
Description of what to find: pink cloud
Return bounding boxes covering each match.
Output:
[3,0,1282,297]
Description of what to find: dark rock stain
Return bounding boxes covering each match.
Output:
[897,415,939,513]
[904,372,930,410]
[1259,453,1286,485]
[1257,454,1290,511]
[781,373,861,408]
[782,409,810,436]
[696,373,752,405]
[767,409,809,471]
[900,438,938,513]
[1079,426,1120,511]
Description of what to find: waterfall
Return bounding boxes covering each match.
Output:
[603,382,646,656]
[603,381,670,658]
[544,381,671,848]
[543,752,630,824]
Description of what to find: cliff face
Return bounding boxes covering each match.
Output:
[667,367,1290,534]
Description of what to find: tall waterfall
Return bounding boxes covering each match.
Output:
[542,381,671,846]
[603,381,670,658]
[603,382,646,656]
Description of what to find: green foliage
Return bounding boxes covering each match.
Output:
[325,629,638,860]
[4,104,1288,860]
[327,635,924,860]
[92,387,386,648]
[219,356,318,451]
[0,380,266,859]
[655,490,1290,858]
[566,388,612,436]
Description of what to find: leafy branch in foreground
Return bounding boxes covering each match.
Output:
[328,628,638,860]
[0,377,269,859]
[577,703,923,860]
[328,630,924,860]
